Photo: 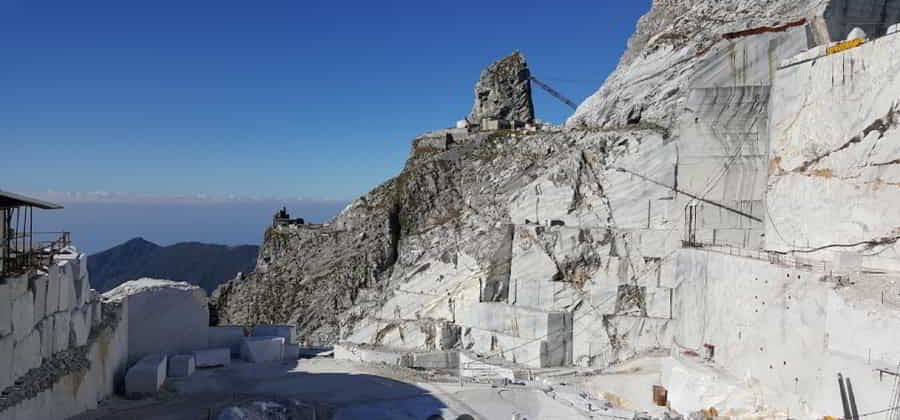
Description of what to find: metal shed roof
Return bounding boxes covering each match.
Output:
[0,191,63,210]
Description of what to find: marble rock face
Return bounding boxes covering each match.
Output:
[209,0,900,374]
[766,33,900,259]
[566,0,900,130]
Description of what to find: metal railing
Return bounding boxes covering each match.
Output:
[1,231,71,278]
[682,240,837,273]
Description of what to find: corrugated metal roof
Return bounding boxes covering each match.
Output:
[0,191,63,209]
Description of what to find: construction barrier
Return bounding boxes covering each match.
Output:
[827,38,865,55]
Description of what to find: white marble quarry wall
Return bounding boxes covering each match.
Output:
[767,31,900,260]
[690,27,811,89]
[672,248,900,418]
[604,134,679,230]
[668,26,816,251]
[0,251,130,420]
[455,303,564,341]
[506,154,609,228]
[679,87,770,204]
[342,253,482,348]
[677,27,809,249]
[507,225,604,311]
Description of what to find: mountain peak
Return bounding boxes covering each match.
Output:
[88,239,257,293]
[124,237,159,247]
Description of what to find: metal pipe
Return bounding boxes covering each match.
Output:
[847,377,860,420]
[839,373,852,420]
[613,166,763,223]
[28,207,33,270]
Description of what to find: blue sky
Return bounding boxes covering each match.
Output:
[3,1,650,250]
[3,0,649,200]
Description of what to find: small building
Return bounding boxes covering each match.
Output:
[0,191,66,278]
[481,118,511,131]
[273,206,305,228]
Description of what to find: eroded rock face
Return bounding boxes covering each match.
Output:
[467,52,534,125]
[211,182,400,345]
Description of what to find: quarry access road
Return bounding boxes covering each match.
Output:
[72,357,593,419]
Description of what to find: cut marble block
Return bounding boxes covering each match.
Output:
[208,325,246,356]
[52,311,71,354]
[411,351,459,369]
[11,290,34,341]
[251,325,297,344]
[240,336,285,363]
[125,354,167,397]
[167,354,195,378]
[13,328,41,379]
[70,306,90,347]
[284,342,300,360]
[193,348,231,368]
[333,343,408,366]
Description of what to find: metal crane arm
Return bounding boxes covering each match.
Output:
[529,76,578,110]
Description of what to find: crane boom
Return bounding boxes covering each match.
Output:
[529,76,578,110]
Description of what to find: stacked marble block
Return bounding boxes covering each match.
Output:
[123,327,239,396]
[125,354,167,397]
[456,303,572,368]
[206,324,302,364]
[125,352,199,397]
[240,325,301,363]
[0,253,100,392]
[200,325,245,367]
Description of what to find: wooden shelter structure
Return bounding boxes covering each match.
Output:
[0,191,67,279]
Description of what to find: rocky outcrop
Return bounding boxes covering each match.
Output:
[212,181,401,345]
[467,52,534,125]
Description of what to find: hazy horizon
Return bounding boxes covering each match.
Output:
[26,193,347,253]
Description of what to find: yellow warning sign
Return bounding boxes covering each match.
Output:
[827,38,865,55]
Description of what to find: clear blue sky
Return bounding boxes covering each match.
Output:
[3,0,650,201]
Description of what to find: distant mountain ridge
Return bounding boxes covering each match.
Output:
[88,237,258,293]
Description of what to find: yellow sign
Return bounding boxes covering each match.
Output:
[827,38,865,55]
